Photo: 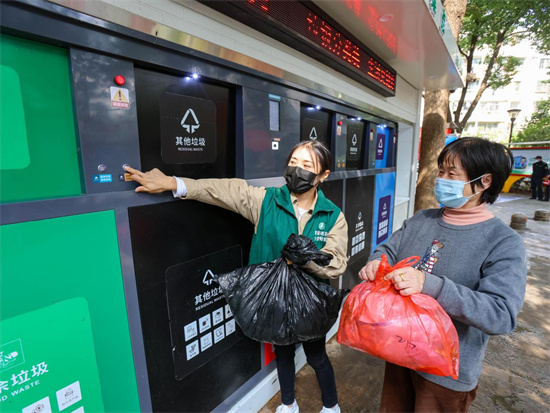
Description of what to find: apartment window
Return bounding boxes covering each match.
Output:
[513,82,521,94]
[539,58,550,70]
[467,80,479,90]
[464,122,475,132]
[535,81,549,93]
[472,58,482,66]
[481,101,500,112]
[510,101,520,109]
[478,122,499,131]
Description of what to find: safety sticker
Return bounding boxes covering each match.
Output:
[110,86,130,109]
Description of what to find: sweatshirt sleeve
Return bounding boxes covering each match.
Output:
[302,211,349,279]
[181,178,266,226]
[422,230,527,335]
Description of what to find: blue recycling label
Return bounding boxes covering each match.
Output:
[92,174,113,183]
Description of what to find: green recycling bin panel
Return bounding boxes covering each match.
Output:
[0,34,82,203]
[0,299,104,412]
[0,211,140,412]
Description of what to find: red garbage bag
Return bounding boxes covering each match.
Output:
[337,255,459,379]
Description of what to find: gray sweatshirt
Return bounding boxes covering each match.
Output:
[368,208,527,391]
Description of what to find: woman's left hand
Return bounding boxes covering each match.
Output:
[384,267,425,296]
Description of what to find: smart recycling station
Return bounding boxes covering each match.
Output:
[0,0,463,411]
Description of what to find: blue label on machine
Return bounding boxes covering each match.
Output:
[371,172,396,251]
[374,124,389,168]
[92,174,113,183]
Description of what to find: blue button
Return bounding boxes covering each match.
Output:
[93,174,113,183]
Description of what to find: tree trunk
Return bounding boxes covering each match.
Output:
[414,0,467,213]
[414,90,450,211]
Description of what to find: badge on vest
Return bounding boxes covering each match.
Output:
[314,222,328,242]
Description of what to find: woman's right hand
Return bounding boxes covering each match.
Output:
[124,166,177,193]
[358,259,381,282]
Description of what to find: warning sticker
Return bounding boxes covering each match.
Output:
[110,86,130,109]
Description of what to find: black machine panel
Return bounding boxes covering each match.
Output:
[342,176,374,290]
[320,179,343,211]
[135,68,235,178]
[300,105,331,147]
[386,128,397,168]
[241,88,300,179]
[319,178,344,290]
[70,49,142,193]
[345,120,365,170]
[365,123,378,169]
[128,201,259,412]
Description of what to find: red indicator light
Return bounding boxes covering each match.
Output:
[338,120,343,126]
[114,75,125,85]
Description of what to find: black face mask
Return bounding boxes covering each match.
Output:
[284,166,318,194]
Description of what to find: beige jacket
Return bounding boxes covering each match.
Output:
[181,178,348,279]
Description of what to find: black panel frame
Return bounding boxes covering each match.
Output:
[128,200,259,412]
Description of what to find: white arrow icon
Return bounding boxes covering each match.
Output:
[203,269,215,286]
[181,108,200,133]
[309,127,318,140]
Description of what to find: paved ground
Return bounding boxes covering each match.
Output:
[260,193,550,413]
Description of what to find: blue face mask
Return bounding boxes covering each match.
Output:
[434,174,485,208]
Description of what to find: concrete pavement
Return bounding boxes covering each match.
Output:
[259,193,550,413]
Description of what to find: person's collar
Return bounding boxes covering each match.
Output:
[290,190,317,212]
[442,203,494,225]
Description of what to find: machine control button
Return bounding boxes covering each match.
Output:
[98,164,107,172]
[114,75,126,85]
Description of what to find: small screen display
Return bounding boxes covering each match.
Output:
[269,100,280,131]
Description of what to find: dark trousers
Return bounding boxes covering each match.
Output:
[545,182,549,200]
[532,177,543,199]
[274,336,338,408]
[380,363,477,413]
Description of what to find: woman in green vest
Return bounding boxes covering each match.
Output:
[125,140,348,413]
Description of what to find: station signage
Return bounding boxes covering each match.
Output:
[376,195,392,244]
[348,203,367,264]
[371,173,396,251]
[375,133,386,160]
[160,93,217,164]
[346,123,364,162]
[301,118,326,142]
[165,247,243,380]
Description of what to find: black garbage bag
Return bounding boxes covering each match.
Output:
[215,234,349,345]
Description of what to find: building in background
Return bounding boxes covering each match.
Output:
[450,40,550,143]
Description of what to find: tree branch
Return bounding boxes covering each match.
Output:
[504,29,530,40]
[458,26,512,128]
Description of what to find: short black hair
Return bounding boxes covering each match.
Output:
[286,140,332,173]
[536,156,542,160]
[437,137,513,204]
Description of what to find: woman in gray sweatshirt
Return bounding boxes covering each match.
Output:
[359,137,527,412]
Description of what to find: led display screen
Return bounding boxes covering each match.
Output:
[202,0,396,96]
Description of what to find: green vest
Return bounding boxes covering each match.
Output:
[249,185,341,279]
